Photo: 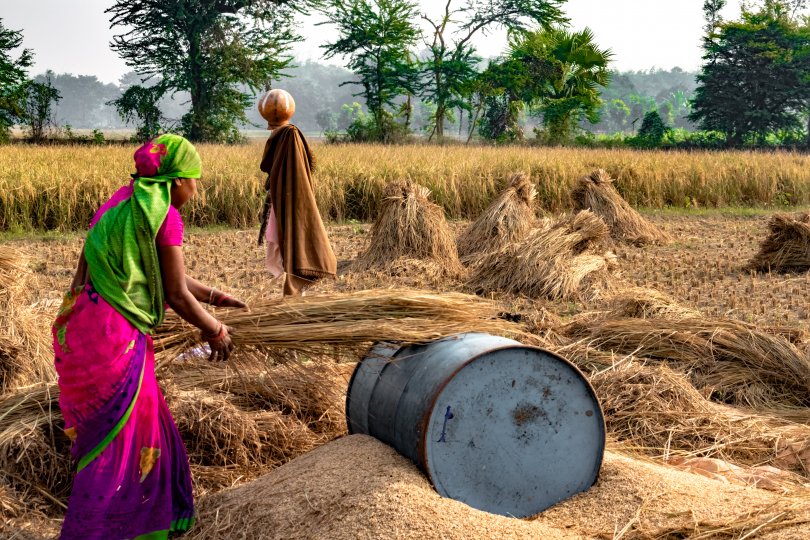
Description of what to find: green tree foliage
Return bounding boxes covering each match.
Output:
[504,27,612,144]
[22,71,61,142]
[0,19,33,141]
[690,3,810,146]
[320,0,422,142]
[106,0,300,142]
[420,0,567,141]
[635,109,670,147]
[110,85,166,141]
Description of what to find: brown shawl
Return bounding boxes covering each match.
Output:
[258,124,336,283]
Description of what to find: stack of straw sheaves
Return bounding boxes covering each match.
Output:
[353,179,462,277]
[467,210,616,301]
[749,212,810,272]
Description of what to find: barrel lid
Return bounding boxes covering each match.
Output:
[421,346,605,518]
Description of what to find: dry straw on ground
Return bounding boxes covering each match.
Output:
[590,361,810,484]
[467,210,616,301]
[572,169,671,246]
[749,212,810,272]
[189,434,810,540]
[562,315,810,409]
[0,246,53,391]
[456,171,538,262]
[154,289,520,365]
[352,179,462,276]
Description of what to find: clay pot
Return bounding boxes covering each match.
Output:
[258,89,296,129]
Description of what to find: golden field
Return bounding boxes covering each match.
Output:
[3,142,810,230]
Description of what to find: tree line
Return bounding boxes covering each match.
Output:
[2,0,810,148]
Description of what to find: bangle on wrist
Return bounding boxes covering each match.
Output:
[208,287,216,305]
[201,322,225,342]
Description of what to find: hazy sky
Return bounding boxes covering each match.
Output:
[2,0,744,84]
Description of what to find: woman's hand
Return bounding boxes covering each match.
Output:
[203,323,234,362]
[216,295,248,309]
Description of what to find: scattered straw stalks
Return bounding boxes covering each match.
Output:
[749,212,810,273]
[0,246,54,391]
[352,179,462,276]
[456,171,538,262]
[562,315,810,409]
[467,210,616,301]
[154,289,521,366]
[572,169,671,246]
[590,361,810,484]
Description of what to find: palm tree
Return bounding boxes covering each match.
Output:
[507,27,612,144]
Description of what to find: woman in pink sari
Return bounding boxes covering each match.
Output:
[53,134,246,539]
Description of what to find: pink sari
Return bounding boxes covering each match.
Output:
[53,284,193,539]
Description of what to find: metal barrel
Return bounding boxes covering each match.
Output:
[346,332,606,518]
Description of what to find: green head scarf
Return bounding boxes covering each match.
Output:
[84,134,202,333]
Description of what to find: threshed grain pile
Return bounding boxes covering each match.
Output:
[749,212,810,272]
[572,169,671,245]
[456,171,538,262]
[467,210,616,301]
[188,435,810,540]
[353,179,462,277]
[0,246,53,391]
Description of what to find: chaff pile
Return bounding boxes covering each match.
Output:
[467,210,616,301]
[456,172,538,262]
[749,212,810,272]
[572,169,671,246]
[353,179,462,276]
[562,315,810,409]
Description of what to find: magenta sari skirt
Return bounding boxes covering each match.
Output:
[53,283,193,540]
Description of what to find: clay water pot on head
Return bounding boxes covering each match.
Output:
[258,89,296,130]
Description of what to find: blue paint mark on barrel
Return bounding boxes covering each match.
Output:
[346,333,606,518]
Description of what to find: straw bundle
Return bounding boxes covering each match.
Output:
[749,212,810,272]
[604,286,702,320]
[0,246,53,391]
[563,316,810,408]
[0,383,71,511]
[353,179,462,275]
[572,169,671,246]
[467,210,616,301]
[591,361,810,481]
[456,172,538,261]
[154,289,521,365]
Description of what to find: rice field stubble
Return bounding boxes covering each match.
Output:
[3,143,810,231]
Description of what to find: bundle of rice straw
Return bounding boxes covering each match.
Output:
[749,212,810,272]
[0,246,53,391]
[572,169,671,246]
[456,171,538,261]
[0,383,71,511]
[562,316,810,408]
[590,361,810,483]
[467,210,615,301]
[154,289,521,365]
[353,179,462,276]
[603,286,702,320]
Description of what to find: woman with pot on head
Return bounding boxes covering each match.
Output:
[258,88,337,296]
[53,134,247,539]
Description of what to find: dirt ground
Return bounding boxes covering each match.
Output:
[11,210,810,331]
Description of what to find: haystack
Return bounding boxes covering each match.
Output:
[190,434,810,540]
[467,210,616,301]
[353,179,462,276]
[749,212,810,272]
[562,316,810,409]
[456,172,537,261]
[603,286,702,320]
[572,169,670,246]
[591,361,810,482]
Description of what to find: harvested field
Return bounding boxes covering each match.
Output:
[5,208,810,538]
[749,212,810,273]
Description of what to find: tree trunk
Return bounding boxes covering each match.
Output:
[188,34,206,142]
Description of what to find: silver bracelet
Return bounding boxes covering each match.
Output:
[208,287,216,305]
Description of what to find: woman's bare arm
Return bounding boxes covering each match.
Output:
[159,245,234,360]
